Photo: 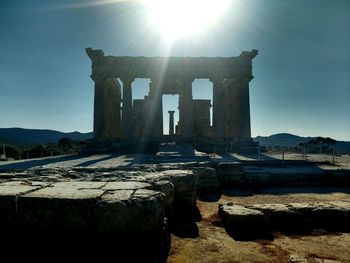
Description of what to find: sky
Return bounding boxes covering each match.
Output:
[0,0,349,140]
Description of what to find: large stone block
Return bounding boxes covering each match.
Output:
[193,167,221,195]
[19,182,106,232]
[0,181,49,232]
[217,162,245,187]
[247,203,308,233]
[0,180,170,262]
[218,202,271,240]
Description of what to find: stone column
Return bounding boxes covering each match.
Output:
[93,77,107,139]
[227,78,251,139]
[179,78,193,141]
[168,111,175,135]
[211,77,225,140]
[103,78,122,139]
[238,78,251,138]
[121,77,134,139]
[145,78,163,139]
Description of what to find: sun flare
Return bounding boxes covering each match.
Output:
[142,0,230,42]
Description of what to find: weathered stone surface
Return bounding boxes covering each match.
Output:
[102,181,151,191]
[0,181,47,196]
[217,162,244,187]
[244,173,270,185]
[218,202,271,240]
[193,167,221,195]
[229,201,350,235]
[0,180,170,262]
[287,201,350,231]
[247,203,308,232]
[153,180,174,207]
[95,188,165,233]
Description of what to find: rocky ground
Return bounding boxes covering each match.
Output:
[169,188,350,263]
[0,150,349,262]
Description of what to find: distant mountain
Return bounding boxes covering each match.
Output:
[0,128,92,147]
[254,133,350,154]
[254,133,310,147]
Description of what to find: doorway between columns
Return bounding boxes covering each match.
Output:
[192,79,213,126]
[162,94,179,135]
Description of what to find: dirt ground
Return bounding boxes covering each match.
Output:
[168,187,350,263]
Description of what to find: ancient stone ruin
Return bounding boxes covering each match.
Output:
[86,48,258,153]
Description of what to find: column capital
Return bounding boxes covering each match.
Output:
[209,76,225,84]
[91,74,108,84]
[120,76,135,85]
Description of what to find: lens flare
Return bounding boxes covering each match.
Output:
[142,0,230,42]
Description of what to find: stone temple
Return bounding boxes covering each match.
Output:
[86,48,258,153]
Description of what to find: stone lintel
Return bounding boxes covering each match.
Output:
[86,48,258,80]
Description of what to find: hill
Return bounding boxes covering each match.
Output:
[254,133,350,154]
[0,128,92,147]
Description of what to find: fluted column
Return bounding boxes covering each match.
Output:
[121,77,134,138]
[168,111,175,135]
[211,77,225,140]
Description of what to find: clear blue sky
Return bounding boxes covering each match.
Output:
[1,0,349,140]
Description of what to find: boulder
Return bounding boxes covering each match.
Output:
[218,202,271,240]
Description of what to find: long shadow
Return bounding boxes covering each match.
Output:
[215,154,241,161]
[260,186,350,195]
[0,155,84,171]
[239,153,280,161]
[74,154,119,167]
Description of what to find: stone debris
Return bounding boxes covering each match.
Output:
[219,201,350,240]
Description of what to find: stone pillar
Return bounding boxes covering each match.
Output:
[103,78,122,139]
[144,78,163,140]
[121,77,134,139]
[179,78,193,141]
[211,77,225,140]
[93,77,107,139]
[226,78,251,139]
[92,77,122,140]
[238,78,251,138]
[168,111,175,135]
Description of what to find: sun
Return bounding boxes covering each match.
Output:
[142,0,230,42]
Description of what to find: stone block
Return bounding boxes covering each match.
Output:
[153,180,174,207]
[0,181,49,232]
[218,202,271,240]
[244,173,271,185]
[247,203,308,233]
[217,162,244,187]
[19,182,105,232]
[102,181,151,191]
[193,167,221,195]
